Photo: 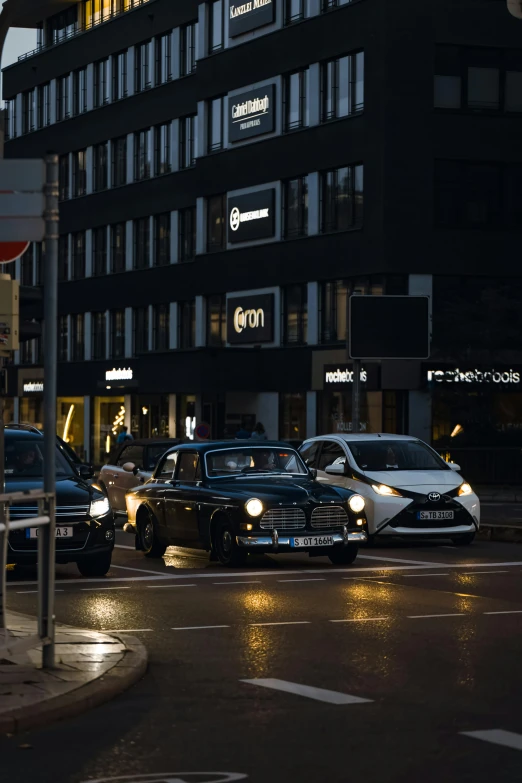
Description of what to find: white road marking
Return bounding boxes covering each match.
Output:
[250,621,311,626]
[110,563,172,576]
[147,584,197,589]
[402,573,450,578]
[81,586,131,591]
[240,678,372,705]
[173,625,230,630]
[358,554,445,566]
[213,581,262,585]
[115,544,135,550]
[330,617,388,623]
[7,560,522,589]
[277,578,326,583]
[17,589,64,594]
[102,629,153,633]
[343,576,387,580]
[462,570,509,575]
[408,613,465,619]
[483,610,522,615]
[461,729,522,751]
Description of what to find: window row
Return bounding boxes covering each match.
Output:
[39,1,152,49]
[434,45,522,113]
[8,22,198,139]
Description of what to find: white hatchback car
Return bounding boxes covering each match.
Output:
[299,434,480,545]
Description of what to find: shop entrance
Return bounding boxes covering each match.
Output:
[57,397,85,460]
[319,390,406,435]
[93,396,125,466]
[131,395,169,439]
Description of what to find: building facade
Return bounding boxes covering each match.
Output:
[2,0,522,482]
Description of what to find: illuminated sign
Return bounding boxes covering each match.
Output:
[325,369,368,384]
[228,189,275,244]
[227,293,274,344]
[427,369,521,384]
[229,85,275,142]
[23,381,43,393]
[229,0,274,36]
[106,368,133,382]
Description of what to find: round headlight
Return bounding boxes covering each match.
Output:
[245,498,264,517]
[348,494,365,514]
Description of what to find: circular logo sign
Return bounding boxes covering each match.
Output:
[229,207,240,232]
[428,492,441,502]
[195,422,211,440]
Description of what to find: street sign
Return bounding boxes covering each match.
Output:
[0,240,29,263]
[0,159,45,245]
[195,422,211,440]
[349,295,430,360]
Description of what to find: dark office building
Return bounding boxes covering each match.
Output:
[2,0,522,481]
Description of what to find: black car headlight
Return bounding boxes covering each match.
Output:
[90,497,111,518]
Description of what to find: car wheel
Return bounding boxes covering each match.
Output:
[328,544,359,566]
[139,513,166,558]
[213,518,247,568]
[451,533,476,546]
[77,552,112,577]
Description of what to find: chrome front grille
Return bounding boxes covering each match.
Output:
[260,508,306,531]
[311,505,348,529]
[10,505,89,520]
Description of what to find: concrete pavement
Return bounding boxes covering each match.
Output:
[0,610,147,733]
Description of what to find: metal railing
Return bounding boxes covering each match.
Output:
[16,0,154,63]
[0,489,56,665]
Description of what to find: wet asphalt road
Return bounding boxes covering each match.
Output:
[3,533,522,783]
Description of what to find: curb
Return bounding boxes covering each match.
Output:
[477,525,522,544]
[0,635,147,735]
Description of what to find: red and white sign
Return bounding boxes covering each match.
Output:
[0,241,30,264]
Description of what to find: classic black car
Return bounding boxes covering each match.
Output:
[124,441,368,567]
[5,427,115,577]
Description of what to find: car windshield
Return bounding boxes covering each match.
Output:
[347,440,449,472]
[5,440,75,478]
[206,447,308,477]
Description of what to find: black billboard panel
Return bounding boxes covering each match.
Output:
[228,189,275,244]
[229,0,275,37]
[349,296,430,359]
[229,84,275,143]
[227,293,275,344]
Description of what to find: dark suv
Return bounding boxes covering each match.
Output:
[5,428,115,577]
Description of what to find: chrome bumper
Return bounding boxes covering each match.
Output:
[236,527,367,549]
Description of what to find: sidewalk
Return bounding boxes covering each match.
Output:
[0,611,147,734]
[477,486,522,503]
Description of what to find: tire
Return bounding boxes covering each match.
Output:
[139,512,167,558]
[77,551,112,577]
[328,544,359,566]
[451,533,476,546]
[213,518,247,568]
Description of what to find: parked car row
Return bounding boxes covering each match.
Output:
[4,427,481,574]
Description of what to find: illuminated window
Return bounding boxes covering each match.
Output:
[207,194,226,252]
[321,51,364,121]
[206,294,226,346]
[321,164,364,232]
[154,214,171,267]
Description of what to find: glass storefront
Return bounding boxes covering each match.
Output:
[20,397,44,430]
[177,394,197,440]
[57,397,85,459]
[280,393,306,443]
[93,396,125,466]
[130,395,169,439]
[319,390,385,435]
[2,398,15,425]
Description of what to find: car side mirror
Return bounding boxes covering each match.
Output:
[122,462,136,473]
[309,468,318,480]
[447,462,461,472]
[77,464,94,480]
[325,463,346,476]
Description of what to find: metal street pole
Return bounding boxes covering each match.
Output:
[352,359,361,434]
[38,153,58,669]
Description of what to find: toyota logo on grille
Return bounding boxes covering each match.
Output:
[428,492,441,502]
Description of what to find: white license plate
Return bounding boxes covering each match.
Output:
[417,511,455,521]
[26,527,74,539]
[291,536,334,548]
